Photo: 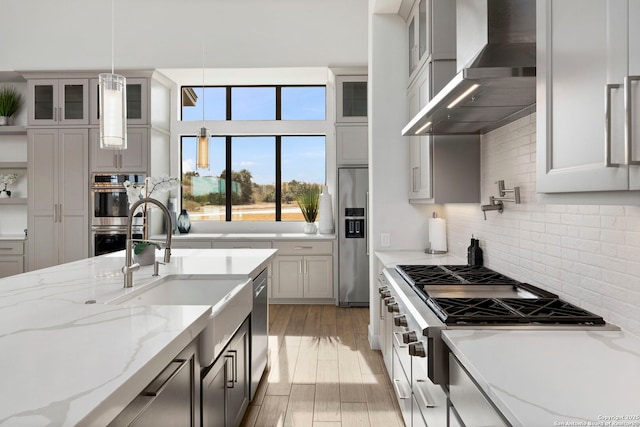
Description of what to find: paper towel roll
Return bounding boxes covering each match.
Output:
[428,217,447,253]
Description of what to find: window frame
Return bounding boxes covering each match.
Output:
[180,84,327,122]
[178,84,328,223]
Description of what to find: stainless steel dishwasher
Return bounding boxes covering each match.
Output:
[250,269,268,400]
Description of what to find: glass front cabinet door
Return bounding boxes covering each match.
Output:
[90,77,149,125]
[336,75,368,123]
[27,79,89,126]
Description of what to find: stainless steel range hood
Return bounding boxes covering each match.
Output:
[402,0,536,136]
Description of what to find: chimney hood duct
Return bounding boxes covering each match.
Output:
[402,0,536,136]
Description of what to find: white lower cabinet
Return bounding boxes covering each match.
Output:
[272,255,332,299]
[0,241,24,278]
[392,346,412,426]
[271,241,333,300]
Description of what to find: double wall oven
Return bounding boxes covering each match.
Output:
[91,173,145,256]
[380,264,618,427]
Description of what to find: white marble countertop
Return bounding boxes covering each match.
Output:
[0,248,277,426]
[0,234,26,241]
[375,250,466,267]
[155,232,335,241]
[442,329,640,426]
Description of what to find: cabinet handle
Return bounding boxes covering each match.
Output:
[365,191,369,256]
[625,75,640,165]
[392,378,410,400]
[299,260,303,276]
[120,153,124,169]
[142,359,188,397]
[58,204,62,223]
[54,107,57,122]
[605,83,622,167]
[113,154,118,168]
[293,246,313,250]
[415,379,436,408]
[304,260,308,276]
[225,354,235,388]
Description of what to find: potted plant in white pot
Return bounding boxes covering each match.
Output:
[297,186,320,234]
[0,86,22,126]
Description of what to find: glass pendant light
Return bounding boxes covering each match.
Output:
[99,0,127,150]
[196,41,209,169]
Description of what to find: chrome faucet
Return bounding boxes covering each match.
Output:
[122,197,173,288]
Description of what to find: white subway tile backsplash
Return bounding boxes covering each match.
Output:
[443,112,640,339]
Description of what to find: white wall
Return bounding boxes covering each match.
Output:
[0,0,368,72]
[444,114,640,339]
[368,3,435,344]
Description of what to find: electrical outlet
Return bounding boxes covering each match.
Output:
[381,233,390,247]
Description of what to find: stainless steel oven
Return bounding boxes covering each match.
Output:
[91,173,145,227]
[91,226,143,256]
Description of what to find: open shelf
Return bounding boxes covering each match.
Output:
[0,162,27,169]
[0,126,27,135]
[0,198,27,205]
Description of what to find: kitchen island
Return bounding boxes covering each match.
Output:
[0,248,276,426]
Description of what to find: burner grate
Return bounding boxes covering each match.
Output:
[396,265,463,285]
[500,298,606,324]
[427,298,525,324]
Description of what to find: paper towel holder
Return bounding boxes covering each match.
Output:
[425,212,448,254]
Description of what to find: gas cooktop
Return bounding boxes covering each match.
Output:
[395,264,606,326]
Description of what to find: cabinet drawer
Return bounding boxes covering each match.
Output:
[171,240,212,249]
[211,241,271,249]
[449,354,508,427]
[0,241,24,255]
[272,241,332,255]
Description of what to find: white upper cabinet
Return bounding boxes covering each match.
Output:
[89,77,149,126]
[407,0,456,83]
[27,79,89,126]
[336,125,368,166]
[336,75,367,123]
[537,0,640,193]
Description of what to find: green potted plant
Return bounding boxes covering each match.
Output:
[297,186,320,234]
[0,86,23,126]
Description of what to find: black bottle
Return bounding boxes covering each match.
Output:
[467,237,483,266]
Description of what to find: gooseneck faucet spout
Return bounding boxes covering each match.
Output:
[123,198,173,288]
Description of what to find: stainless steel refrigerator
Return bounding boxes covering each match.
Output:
[338,167,369,307]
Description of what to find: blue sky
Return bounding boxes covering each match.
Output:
[181,87,326,185]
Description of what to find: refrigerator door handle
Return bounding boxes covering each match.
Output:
[365,191,369,256]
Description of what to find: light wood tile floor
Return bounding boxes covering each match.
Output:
[241,304,405,427]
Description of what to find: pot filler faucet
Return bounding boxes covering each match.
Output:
[480,180,521,220]
[122,198,173,288]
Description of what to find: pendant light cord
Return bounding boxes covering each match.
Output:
[202,40,205,126]
[111,0,115,75]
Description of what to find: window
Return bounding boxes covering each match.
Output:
[180,85,327,222]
